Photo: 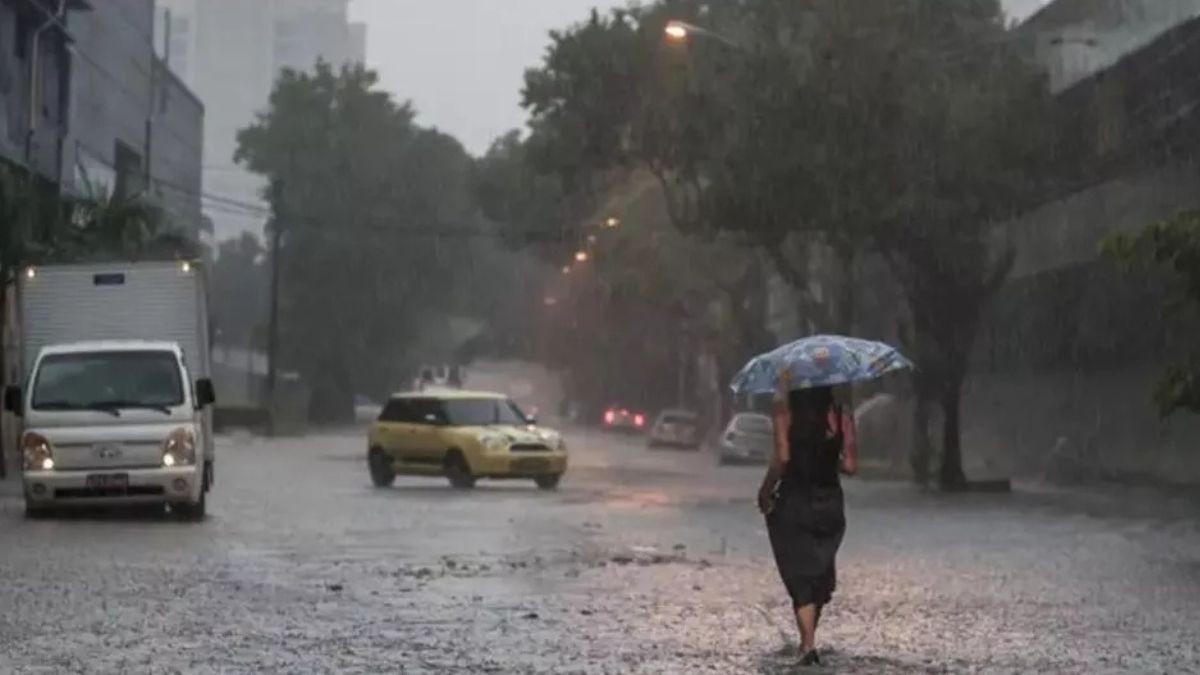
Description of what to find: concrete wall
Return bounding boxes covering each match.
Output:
[65,0,156,197]
[149,61,204,236]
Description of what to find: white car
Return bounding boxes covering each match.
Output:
[648,409,701,448]
[717,413,774,465]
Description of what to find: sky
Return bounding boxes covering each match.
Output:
[350,0,1052,158]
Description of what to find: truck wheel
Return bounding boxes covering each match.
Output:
[368,447,396,487]
[174,491,207,521]
[535,474,561,491]
[445,451,476,489]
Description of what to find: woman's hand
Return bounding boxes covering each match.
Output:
[758,482,776,514]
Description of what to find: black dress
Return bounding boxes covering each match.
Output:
[766,409,847,610]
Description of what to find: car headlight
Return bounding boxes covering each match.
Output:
[22,433,54,471]
[480,434,508,451]
[163,428,197,466]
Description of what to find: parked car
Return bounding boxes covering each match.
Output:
[367,390,568,490]
[602,404,647,433]
[647,409,701,449]
[717,412,775,465]
[355,396,382,424]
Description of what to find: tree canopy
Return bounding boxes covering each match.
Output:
[237,62,480,421]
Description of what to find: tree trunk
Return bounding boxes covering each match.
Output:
[910,393,931,485]
[0,280,6,479]
[833,245,857,335]
[938,382,967,491]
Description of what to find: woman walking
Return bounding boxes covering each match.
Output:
[758,371,858,666]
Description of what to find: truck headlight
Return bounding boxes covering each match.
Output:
[163,428,197,466]
[22,433,54,471]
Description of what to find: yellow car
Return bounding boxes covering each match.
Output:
[367,390,568,490]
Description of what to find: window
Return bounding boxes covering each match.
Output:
[441,398,527,426]
[380,398,412,423]
[409,398,446,425]
[32,351,185,411]
[113,141,144,199]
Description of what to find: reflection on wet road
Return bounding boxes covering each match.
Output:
[2,428,1199,673]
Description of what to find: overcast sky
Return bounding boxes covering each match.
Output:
[349,0,1051,157]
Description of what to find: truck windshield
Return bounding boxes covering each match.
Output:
[442,398,528,426]
[32,351,185,412]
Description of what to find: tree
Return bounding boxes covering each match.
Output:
[210,233,268,350]
[237,62,477,421]
[1103,211,1200,416]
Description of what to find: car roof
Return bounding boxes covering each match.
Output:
[39,340,183,356]
[389,389,506,401]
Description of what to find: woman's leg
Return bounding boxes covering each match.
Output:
[795,603,818,653]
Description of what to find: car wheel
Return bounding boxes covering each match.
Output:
[445,451,476,489]
[174,491,207,521]
[368,447,396,488]
[535,474,561,491]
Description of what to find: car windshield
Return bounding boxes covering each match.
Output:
[734,415,772,434]
[32,350,184,411]
[442,398,528,426]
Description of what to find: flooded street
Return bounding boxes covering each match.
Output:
[1,429,1198,673]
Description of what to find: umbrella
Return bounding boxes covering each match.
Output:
[730,334,914,394]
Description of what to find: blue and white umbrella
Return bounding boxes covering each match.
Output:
[730,335,914,394]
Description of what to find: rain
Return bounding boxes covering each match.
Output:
[1,0,1200,672]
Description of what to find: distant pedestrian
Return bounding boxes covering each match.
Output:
[757,370,858,666]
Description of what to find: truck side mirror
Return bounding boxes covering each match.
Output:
[3,386,22,417]
[195,378,216,408]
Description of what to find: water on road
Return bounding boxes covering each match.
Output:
[1,428,1198,673]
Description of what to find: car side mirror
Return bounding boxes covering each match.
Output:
[195,378,216,408]
[4,385,22,417]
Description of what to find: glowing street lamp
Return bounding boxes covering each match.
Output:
[561,265,572,275]
[575,250,590,263]
[605,217,621,228]
[663,19,741,49]
[664,21,690,42]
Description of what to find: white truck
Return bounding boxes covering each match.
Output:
[3,261,216,519]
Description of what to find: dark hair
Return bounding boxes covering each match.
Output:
[787,386,835,442]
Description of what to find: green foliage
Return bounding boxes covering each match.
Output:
[506,0,1056,486]
[1103,210,1200,416]
[236,61,479,420]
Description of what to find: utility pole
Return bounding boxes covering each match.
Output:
[265,178,283,435]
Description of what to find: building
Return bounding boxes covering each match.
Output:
[64,0,204,237]
[0,0,88,185]
[155,0,368,242]
[1017,0,1200,92]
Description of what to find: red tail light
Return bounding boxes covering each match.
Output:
[634,413,646,428]
[604,410,616,425]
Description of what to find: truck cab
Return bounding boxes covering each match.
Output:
[4,341,215,519]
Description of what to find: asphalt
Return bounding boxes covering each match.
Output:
[1,427,1199,673]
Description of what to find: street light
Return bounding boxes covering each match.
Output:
[664,21,690,42]
[605,217,621,228]
[575,250,590,263]
[663,19,741,49]
[561,265,572,275]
